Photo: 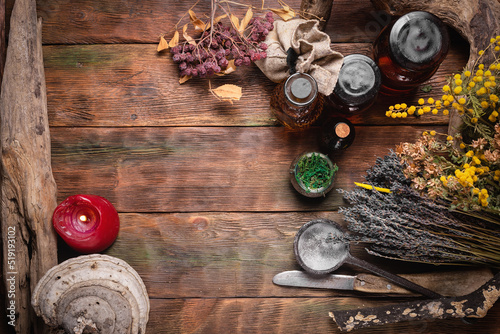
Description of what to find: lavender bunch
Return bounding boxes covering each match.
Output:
[339,152,500,267]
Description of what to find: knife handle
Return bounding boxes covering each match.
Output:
[354,273,413,294]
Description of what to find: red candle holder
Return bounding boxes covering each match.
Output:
[52,194,120,253]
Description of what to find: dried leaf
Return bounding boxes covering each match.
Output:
[270,5,295,21]
[215,60,237,76]
[230,14,240,31]
[157,35,169,52]
[239,7,253,33]
[223,59,237,75]
[168,31,179,48]
[182,24,197,45]
[205,14,228,30]
[421,85,433,93]
[179,75,191,84]
[210,84,242,104]
[189,9,207,31]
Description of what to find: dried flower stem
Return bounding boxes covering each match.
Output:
[340,152,500,267]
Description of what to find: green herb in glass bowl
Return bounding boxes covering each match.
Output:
[290,152,338,197]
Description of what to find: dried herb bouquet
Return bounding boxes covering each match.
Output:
[341,36,500,268]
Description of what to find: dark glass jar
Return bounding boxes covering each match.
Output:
[328,54,381,115]
[270,72,324,129]
[320,117,355,153]
[373,11,449,95]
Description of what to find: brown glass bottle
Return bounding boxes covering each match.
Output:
[328,54,381,115]
[270,72,324,129]
[373,11,449,95]
[319,117,355,153]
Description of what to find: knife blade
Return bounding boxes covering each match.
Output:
[273,268,493,296]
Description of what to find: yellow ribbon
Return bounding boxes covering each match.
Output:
[354,182,392,193]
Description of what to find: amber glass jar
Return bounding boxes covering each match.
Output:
[319,117,355,153]
[373,11,449,95]
[270,72,324,129]
[328,54,381,115]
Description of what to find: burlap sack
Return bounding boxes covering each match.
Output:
[255,19,344,96]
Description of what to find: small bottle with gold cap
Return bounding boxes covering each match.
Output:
[270,72,324,129]
[319,117,355,153]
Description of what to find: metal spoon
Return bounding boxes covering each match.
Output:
[293,219,441,298]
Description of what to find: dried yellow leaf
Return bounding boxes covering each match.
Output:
[179,75,192,84]
[270,5,295,21]
[205,14,227,30]
[182,24,197,45]
[157,35,169,52]
[189,9,208,31]
[215,60,236,76]
[223,59,237,75]
[210,84,242,104]
[230,14,240,31]
[168,31,179,48]
[239,7,253,33]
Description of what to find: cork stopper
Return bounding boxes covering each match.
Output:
[335,122,350,139]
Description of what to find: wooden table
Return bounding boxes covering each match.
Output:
[3,0,500,332]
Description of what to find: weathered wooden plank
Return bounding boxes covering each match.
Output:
[14,0,470,47]
[50,125,447,213]
[8,0,385,44]
[91,211,473,299]
[146,297,500,333]
[43,42,468,127]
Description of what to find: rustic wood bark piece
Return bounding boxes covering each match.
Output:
[300,0,334,30]
[0,0,6,86]
[1,0,58,332]
[330,272,500,332]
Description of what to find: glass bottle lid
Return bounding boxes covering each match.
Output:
[389,11,449,71]
[284,72,318,106]
[333,54,381,106]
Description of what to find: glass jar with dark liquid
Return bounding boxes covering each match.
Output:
[373,11,449,95]
[320,117,355,153]
[270,72,324,129]
[328,54,381,115]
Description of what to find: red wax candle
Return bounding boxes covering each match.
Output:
[52,194,120,253]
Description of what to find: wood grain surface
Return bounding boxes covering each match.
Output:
[2,0,497,333]
[42,40,468,127]
[50,125,447,212]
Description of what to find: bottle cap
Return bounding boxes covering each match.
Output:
[389,11,449,71]
[284,72,318,106]
[333,54,381,106]
[335,122,350,138]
